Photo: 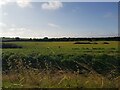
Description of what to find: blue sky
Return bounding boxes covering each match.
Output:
[0,1,118,38]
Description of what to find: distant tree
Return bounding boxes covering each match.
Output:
[44,37,48,39]
[29,38,32,41]
[88,38,92,42]
[15,37,20,40]
[43,37,48,41]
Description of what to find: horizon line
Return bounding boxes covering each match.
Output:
[1,36,119,39]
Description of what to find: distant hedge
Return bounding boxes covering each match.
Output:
[2,36,120,42]
[2,43,22,48]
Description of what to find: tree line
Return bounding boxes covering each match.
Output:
[1,36,120,42]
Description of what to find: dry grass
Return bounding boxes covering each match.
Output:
[2,53,120,88]
[2,68,120,88]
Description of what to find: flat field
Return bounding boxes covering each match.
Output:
[2,41,119,55]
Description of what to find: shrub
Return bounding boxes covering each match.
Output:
[103,42,109,44]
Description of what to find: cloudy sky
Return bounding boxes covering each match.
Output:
[0,0,118,38]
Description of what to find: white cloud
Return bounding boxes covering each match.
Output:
[1,27,45,38]
[0,22,7,27]
[3,12,8,16]
[11,24,16,27]
[0,0,10,8]
[1,27,29,37]
[16,0,31,8]
[9,28,16,31]
[0,0,31,8]
[48,23,59,28]
[9,27,26,31]
[41,0,63,10]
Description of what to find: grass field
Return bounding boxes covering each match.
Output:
[2,41,119,55]
[2,41,120,88]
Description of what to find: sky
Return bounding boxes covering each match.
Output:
[0,0,118,38]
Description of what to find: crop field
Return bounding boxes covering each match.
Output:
[1,41,120,88]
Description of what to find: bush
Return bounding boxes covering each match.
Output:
[103,42,109,44]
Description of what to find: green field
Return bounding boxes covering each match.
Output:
[2,41,120,88]
[2,41,119,55]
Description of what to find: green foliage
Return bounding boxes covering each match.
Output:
[2,52,120,77]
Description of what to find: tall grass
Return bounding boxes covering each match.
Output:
[2,52,120,88]
[3,69,120,88]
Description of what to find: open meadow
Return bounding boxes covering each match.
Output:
[2,41,119,55]
[1,1,119,89]
[2,41,120,88]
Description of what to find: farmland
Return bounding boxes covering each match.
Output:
[2,41,119,55]
[1,41,120,88]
